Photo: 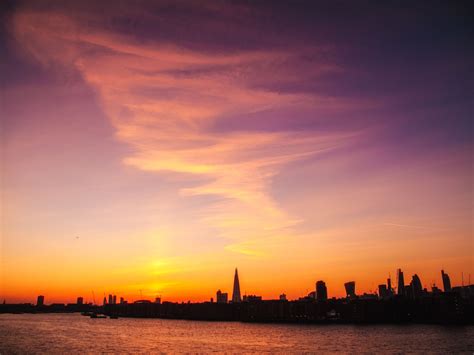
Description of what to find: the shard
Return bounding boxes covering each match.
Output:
[232,268,241,303]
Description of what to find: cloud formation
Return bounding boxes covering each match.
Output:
[2,1,472,301]
[10,9,366,254]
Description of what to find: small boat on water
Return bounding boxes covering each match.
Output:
[90,313,107,319]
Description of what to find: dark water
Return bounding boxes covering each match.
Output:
[0,314,473,353]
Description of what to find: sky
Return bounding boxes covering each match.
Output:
[1,0,473,303]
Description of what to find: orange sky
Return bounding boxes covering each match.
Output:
[1,1,472,304]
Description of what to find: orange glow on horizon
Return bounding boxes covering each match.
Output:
[1,4,472,305]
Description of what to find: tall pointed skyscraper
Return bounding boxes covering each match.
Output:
[232,268,241,303]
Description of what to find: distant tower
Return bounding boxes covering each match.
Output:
[76,297,84,305]
[316,281,328,301]
[344,281,356,298]
[232,268,241,303]
[397,269,405,296]
[411,274,422,298]
[441,270,452,292]
[216,289,228,303]
[36,295,44,306]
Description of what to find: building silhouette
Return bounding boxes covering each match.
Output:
[387,277,393,296]
[411,274,423,298]
[344,281,356,298]
[279,293,287,301]
[216,289,228,303]
[442,270,452,292]
[36,295,44,306]
[397,269,405,296]
[76,297,83,305]
[316,281,328,301]
[232,268,241,303]
[243,295,262,302]
[378,284,388,298]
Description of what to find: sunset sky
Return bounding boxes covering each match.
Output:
[1,1,472,304]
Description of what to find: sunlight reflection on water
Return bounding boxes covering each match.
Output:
[1,313,473,353]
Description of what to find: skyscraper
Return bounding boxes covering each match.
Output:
[441,270,452,292]
[36,295,44,306]
[232,268,241,303]
[387,277,393,295]
[397,269,405,296]
[344,281,356,298]
[316,280,328,301]
[411,274,422,298]
[216,289,228,303]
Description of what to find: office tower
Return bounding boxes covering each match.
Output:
[155,297,161,304]
[411,274,422,298]
[397,269,405,296]
[103,296,107,305]
[441,270,452,292]
[232,268,241,303]
[113,295,117,305]
[216,289,228,303]
[344,281,356,298]
[387,277,392,295]
[37,295,44,306]
[378,284,388,298]
[279,293,287,301]
[316,280,328,301]
[108,294,113,304]
[77,297,84,305]
[120,297,125,304]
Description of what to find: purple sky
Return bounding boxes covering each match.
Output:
[1,0,473,302]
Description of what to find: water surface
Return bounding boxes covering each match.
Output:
[1,314,473,353]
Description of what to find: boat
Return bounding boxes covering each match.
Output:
[90,313,107,319]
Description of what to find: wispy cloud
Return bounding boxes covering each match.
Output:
[10,10,364,256]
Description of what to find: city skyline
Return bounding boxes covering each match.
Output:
[1,1,473,304]
[2,266,467,305]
